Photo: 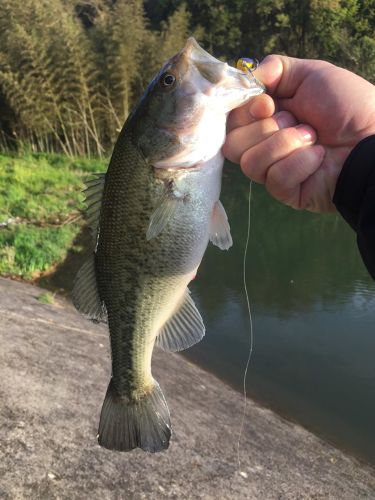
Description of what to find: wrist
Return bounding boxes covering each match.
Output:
[333,135,375,230]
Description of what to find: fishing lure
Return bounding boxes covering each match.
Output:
[236,57,259,74]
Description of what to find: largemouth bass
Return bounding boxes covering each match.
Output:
[73,38,264,453]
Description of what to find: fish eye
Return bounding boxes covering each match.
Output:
[159,72,176,89]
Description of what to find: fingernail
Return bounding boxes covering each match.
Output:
[274,111,296,129]
[296,124,316,144]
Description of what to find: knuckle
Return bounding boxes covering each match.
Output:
[266,180,299,209]
[240,149,266,183]
[259,117,278,135]
[266,163,285,189]
[276,127,303,149]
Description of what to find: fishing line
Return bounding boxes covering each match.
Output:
[236,180,254,472]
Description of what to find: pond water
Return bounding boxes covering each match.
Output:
[185,162,375,465]
[43,161,375,464]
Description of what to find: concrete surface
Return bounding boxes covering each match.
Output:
[0,277,374,499]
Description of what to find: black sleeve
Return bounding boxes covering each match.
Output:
[333,135,375,280]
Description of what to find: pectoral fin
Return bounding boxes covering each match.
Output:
[146,194,178,241]
[209,200,233,250]
[147,181,187,240]
[155,289,205,352]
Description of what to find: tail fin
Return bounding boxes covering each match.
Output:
[97,379,171,453]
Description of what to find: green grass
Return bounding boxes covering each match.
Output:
[37,292,56,305]
[0,153,106,279]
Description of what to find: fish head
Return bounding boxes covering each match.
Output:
[133,38,265,168]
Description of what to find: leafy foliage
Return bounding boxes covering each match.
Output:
[0,0,190,156]
[0,224,78,277]
[0,153,106,278]
[0,0,373,156]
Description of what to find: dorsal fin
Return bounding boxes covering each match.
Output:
[73,174,107,322]
[83,173,106,247]
[155,289,205,352]
[72,256,107,322]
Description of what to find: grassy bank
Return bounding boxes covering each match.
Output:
[0,153,106,279]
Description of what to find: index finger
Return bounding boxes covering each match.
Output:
[226,93,275,132]
[227,55,312,133]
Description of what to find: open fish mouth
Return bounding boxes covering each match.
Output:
[184,37,265,109]
[138,37,265,168]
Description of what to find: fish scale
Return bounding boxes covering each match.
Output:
[97,129,209,395]
[72,37,264,452]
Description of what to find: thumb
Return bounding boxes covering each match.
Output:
[254,55,317,98]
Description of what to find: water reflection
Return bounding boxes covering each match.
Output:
[185,163,375,464]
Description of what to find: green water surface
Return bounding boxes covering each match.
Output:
[186,163,375,464]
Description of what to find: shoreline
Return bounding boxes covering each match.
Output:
[4,273,375,467]
[0,276,374,498]
[34,273,375,467]
[182,348,374,469]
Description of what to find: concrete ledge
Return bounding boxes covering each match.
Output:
[0,277,374,499]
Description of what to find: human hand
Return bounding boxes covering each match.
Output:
[223,56,375,212]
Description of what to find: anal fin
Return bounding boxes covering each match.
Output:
[155,289,205,352]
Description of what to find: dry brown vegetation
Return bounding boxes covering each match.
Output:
[0,0,373,157]
[0,0,190,157]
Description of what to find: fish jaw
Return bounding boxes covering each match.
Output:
[132,38,264,169]
[186,37,265,112]
[155,38,264,168]
[204,65,265,112]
